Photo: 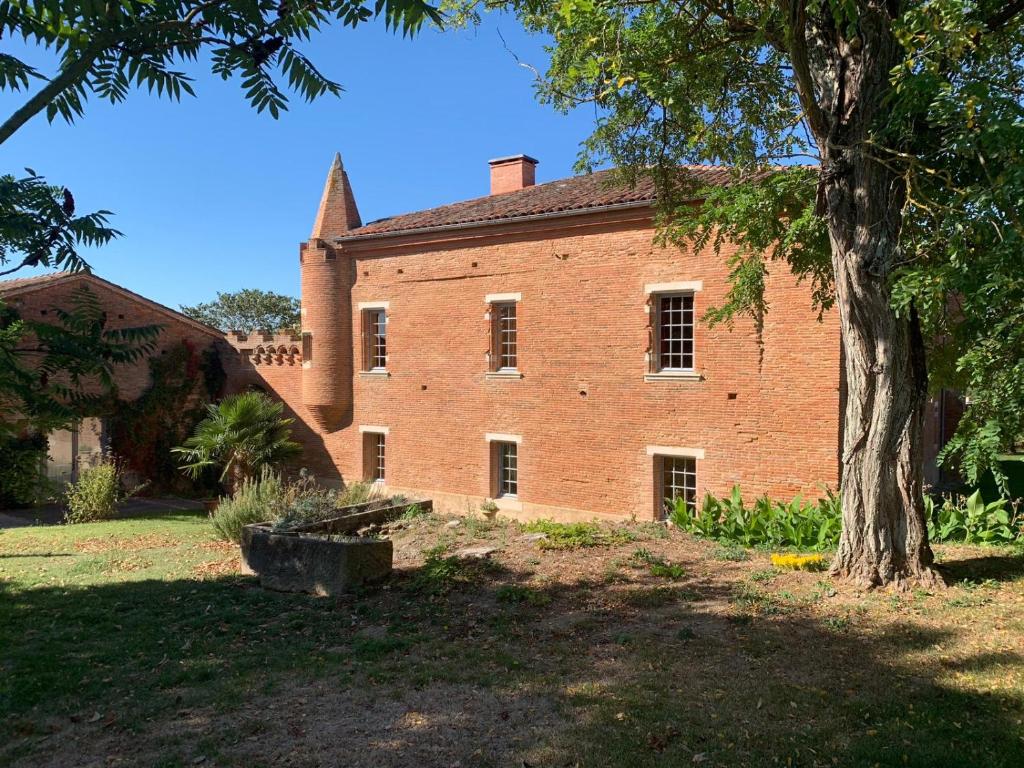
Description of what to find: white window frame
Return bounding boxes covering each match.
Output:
[646,445,703,519]
[360,426,388,483]
[644,282,702,382]
[360,304,388,372]
[485,294,523,378]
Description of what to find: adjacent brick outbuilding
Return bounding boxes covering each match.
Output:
[0,272,226,484]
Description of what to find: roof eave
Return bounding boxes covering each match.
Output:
[333,198,660,244]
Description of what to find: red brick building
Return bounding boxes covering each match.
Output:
[0,272,225,485]
[226,154,847,521]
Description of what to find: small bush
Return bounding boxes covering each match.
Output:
[522,519,632,550]
[210,469,286,542]
[64,459,125,524]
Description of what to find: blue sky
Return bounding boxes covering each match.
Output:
[0,15,598,309]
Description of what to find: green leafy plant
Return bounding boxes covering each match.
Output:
[927,491,1022,545]
[671,486,842,551]
[522,519,633,550]
[173,391,301,492]
[63,457,126,524]
[630,548,685,580]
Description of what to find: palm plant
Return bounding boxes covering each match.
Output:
[172,392,301,492]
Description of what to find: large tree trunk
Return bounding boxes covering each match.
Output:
[799,4,942,588]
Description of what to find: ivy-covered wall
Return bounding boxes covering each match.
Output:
[107,340,226,495]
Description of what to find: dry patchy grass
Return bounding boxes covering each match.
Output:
[1,511,1022,767]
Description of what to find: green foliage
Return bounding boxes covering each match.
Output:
[107,340,222,494]
[0,0,442,145]
[0,433,49,507]
[210,468,286,542]
[409,549,490,594]
[172,391,301,489]
[0,171,116,277]
[671,486,842,551]
[0,286,161,437]
[271,478,385,531]
[521,519,632,550]
[210,470,397,540]
[180,289,301,333]
[926,491,1023,546]
[711,544,749,562]
[495,583,552,606]
[63,458,124,524]
[630,548,684,580]
[400,503,428,520]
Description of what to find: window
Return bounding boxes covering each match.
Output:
[364,432,386,482]
[301,332,313,363]
[661,455,696,517]
[363,308,387,370]
[496,441,518,497]
[492,302,517,370]
[655,293,695,371]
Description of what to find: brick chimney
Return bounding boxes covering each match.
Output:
[489,154,538,195]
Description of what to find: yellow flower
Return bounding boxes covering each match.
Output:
[770,553,828,572]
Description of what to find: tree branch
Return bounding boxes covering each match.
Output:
[0,44,104,146]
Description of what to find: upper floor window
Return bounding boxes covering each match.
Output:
[363,308,387,371]
[484,293,522,377]
[492,302,517,371]
[656,293,694,372]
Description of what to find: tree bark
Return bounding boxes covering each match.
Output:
[796,3,942,588]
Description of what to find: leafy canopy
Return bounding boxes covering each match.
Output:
[0,0,442,143]
[456,0,1024,485]
[181,288,301,333]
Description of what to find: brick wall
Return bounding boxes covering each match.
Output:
[231,207,844,521]
[4,277,224,402]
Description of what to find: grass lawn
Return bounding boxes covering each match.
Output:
[2,510,1023,767]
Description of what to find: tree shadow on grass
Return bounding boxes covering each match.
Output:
[937,549,1024,584]
[1,551,1022,768]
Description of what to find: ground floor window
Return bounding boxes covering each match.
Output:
[660,455,696,518]
[496,441,518,497]
[363,432,386,483]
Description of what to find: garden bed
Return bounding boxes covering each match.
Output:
[240,499,431,595]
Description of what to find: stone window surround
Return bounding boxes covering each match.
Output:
[484,293,523,379]
[358,301,389,375]
[647,445,704,520]
[644,281,702,382]
[485,432,523,511]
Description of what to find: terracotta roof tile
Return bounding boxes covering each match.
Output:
[0,271,76,294]
[339,166,744,240]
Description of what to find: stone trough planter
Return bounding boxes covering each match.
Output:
[240,499,432,596]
